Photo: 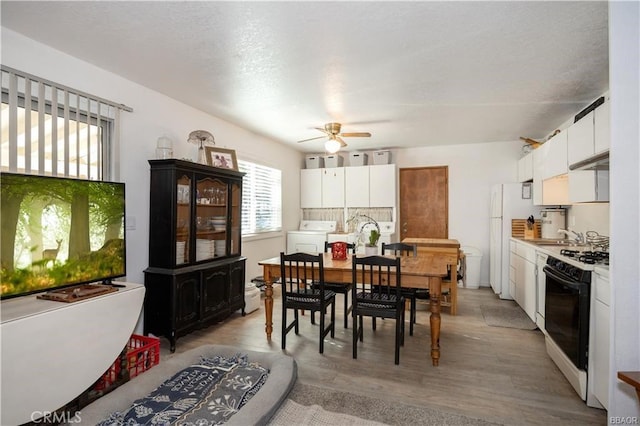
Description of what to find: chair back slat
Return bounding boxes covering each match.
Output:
[382,242,417,257]
[280,252,324,297]
[352,255,401,298]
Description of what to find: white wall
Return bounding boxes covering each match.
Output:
[393,141,523,286]
[1,29,302,286]
[609,1,640,418]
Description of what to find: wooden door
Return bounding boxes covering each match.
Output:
[399,166,448,239]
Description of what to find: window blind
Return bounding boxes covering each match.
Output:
[1,66,132,180]
[239,160,282,235]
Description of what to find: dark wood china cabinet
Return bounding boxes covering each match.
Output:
[144,159,246,352]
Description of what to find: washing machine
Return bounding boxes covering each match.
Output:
[286,220,337,254]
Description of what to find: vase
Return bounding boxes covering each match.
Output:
[364,245,378,256]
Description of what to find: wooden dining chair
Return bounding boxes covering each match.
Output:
[280,252,336,354]
[352,255,405,365]
[316,241,356,328]
[381,242,418,336]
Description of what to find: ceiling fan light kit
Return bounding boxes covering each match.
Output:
[297,121,372,153]
[325,138,341,154]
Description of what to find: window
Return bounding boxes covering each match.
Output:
[1,66,131,180]
[238,160,282,235]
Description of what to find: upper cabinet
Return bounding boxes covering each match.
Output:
[594,101,611,155]
[568,110,595,165]
[300,167,346,208]
[302,164,396,209]
[542,130,568,179]
[300,168,323,208]
[345,166,370,207]
[532,145,547,206]
[568,99,610,166]
[369,164,396,207]
[517,152,533,182]
[321,167,345,207]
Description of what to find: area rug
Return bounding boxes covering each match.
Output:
[269,382,502,426]
[269,399,386,426]
[480,303,537,330]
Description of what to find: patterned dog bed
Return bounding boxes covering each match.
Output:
[79,345,297,425]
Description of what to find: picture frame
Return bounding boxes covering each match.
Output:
[205,147,238,171]
[522,182,532,199]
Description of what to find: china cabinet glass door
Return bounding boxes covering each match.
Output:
[195,176,228,261]
[230,181,241,256]
[176,174,191,265]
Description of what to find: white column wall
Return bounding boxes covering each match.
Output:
[608,1,640,419]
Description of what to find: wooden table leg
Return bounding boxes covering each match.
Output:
[263,267,274,341]
[429,276,441,366]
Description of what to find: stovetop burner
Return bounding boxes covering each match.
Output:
[559,249,609,265]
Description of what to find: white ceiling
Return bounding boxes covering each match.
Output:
[1,1,609,154]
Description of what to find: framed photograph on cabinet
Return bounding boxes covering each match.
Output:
[522,182,532,199]
[205,147,238,171]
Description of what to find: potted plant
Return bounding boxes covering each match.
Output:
[365,227,381,256]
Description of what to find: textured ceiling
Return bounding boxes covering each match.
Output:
[1,1,609,153]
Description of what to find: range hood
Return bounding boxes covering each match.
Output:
[569,151,609,171]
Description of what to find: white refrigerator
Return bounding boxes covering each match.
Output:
[489,183,541,300]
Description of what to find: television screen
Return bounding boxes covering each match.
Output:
[0,172,126,299]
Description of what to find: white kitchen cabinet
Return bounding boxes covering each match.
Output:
[517,152,533,182]
[510,241,537,322]
[345,166,370,207]
[535,252,548,333]
[568,110,595,166]
[532,144,547,206]
[569,170,609,203]
[568,100,610,167]
[591,268,610,409]
[321,167,345,207]
[543,130,568,179]
[594,101,610,155]
[369,164,396,207]
[300,168,322,208]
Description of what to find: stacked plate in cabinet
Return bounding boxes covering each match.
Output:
[215,240,226,257]
[196,239,215,261]
[176,241,186,264]
[209,216,226,231]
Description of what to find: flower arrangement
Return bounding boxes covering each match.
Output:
[346,212,380,249]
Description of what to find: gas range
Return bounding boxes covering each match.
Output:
[541,245,609,271]
[558,249,609,266]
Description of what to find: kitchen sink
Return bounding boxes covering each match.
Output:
[524,238,589,247]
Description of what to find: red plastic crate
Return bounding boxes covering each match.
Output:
[94,334,160,391]
[126,334,160,379]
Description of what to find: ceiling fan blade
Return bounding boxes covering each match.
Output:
[297,135,327,143]
[336,136,347,147]
[339,132,371,138]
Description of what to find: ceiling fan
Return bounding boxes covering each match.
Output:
[297,122,371,153]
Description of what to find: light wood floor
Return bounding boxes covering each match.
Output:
[160,286,607,425]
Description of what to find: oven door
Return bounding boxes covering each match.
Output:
[543,265,591,370]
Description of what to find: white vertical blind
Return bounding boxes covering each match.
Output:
[1,66,131,180]
[238,160,282,235]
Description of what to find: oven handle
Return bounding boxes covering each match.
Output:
[543,265,585,290]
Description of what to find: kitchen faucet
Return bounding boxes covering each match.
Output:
[558,229,585,244]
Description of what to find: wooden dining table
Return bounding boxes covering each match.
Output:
[258,252,450,366]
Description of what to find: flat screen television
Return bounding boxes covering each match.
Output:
[0,172,126,299]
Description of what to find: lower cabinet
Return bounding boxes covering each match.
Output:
[510,240,537,322]
[144,257,246,352]
[591,268,610,409]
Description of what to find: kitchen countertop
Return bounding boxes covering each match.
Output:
[511,237,609,271]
